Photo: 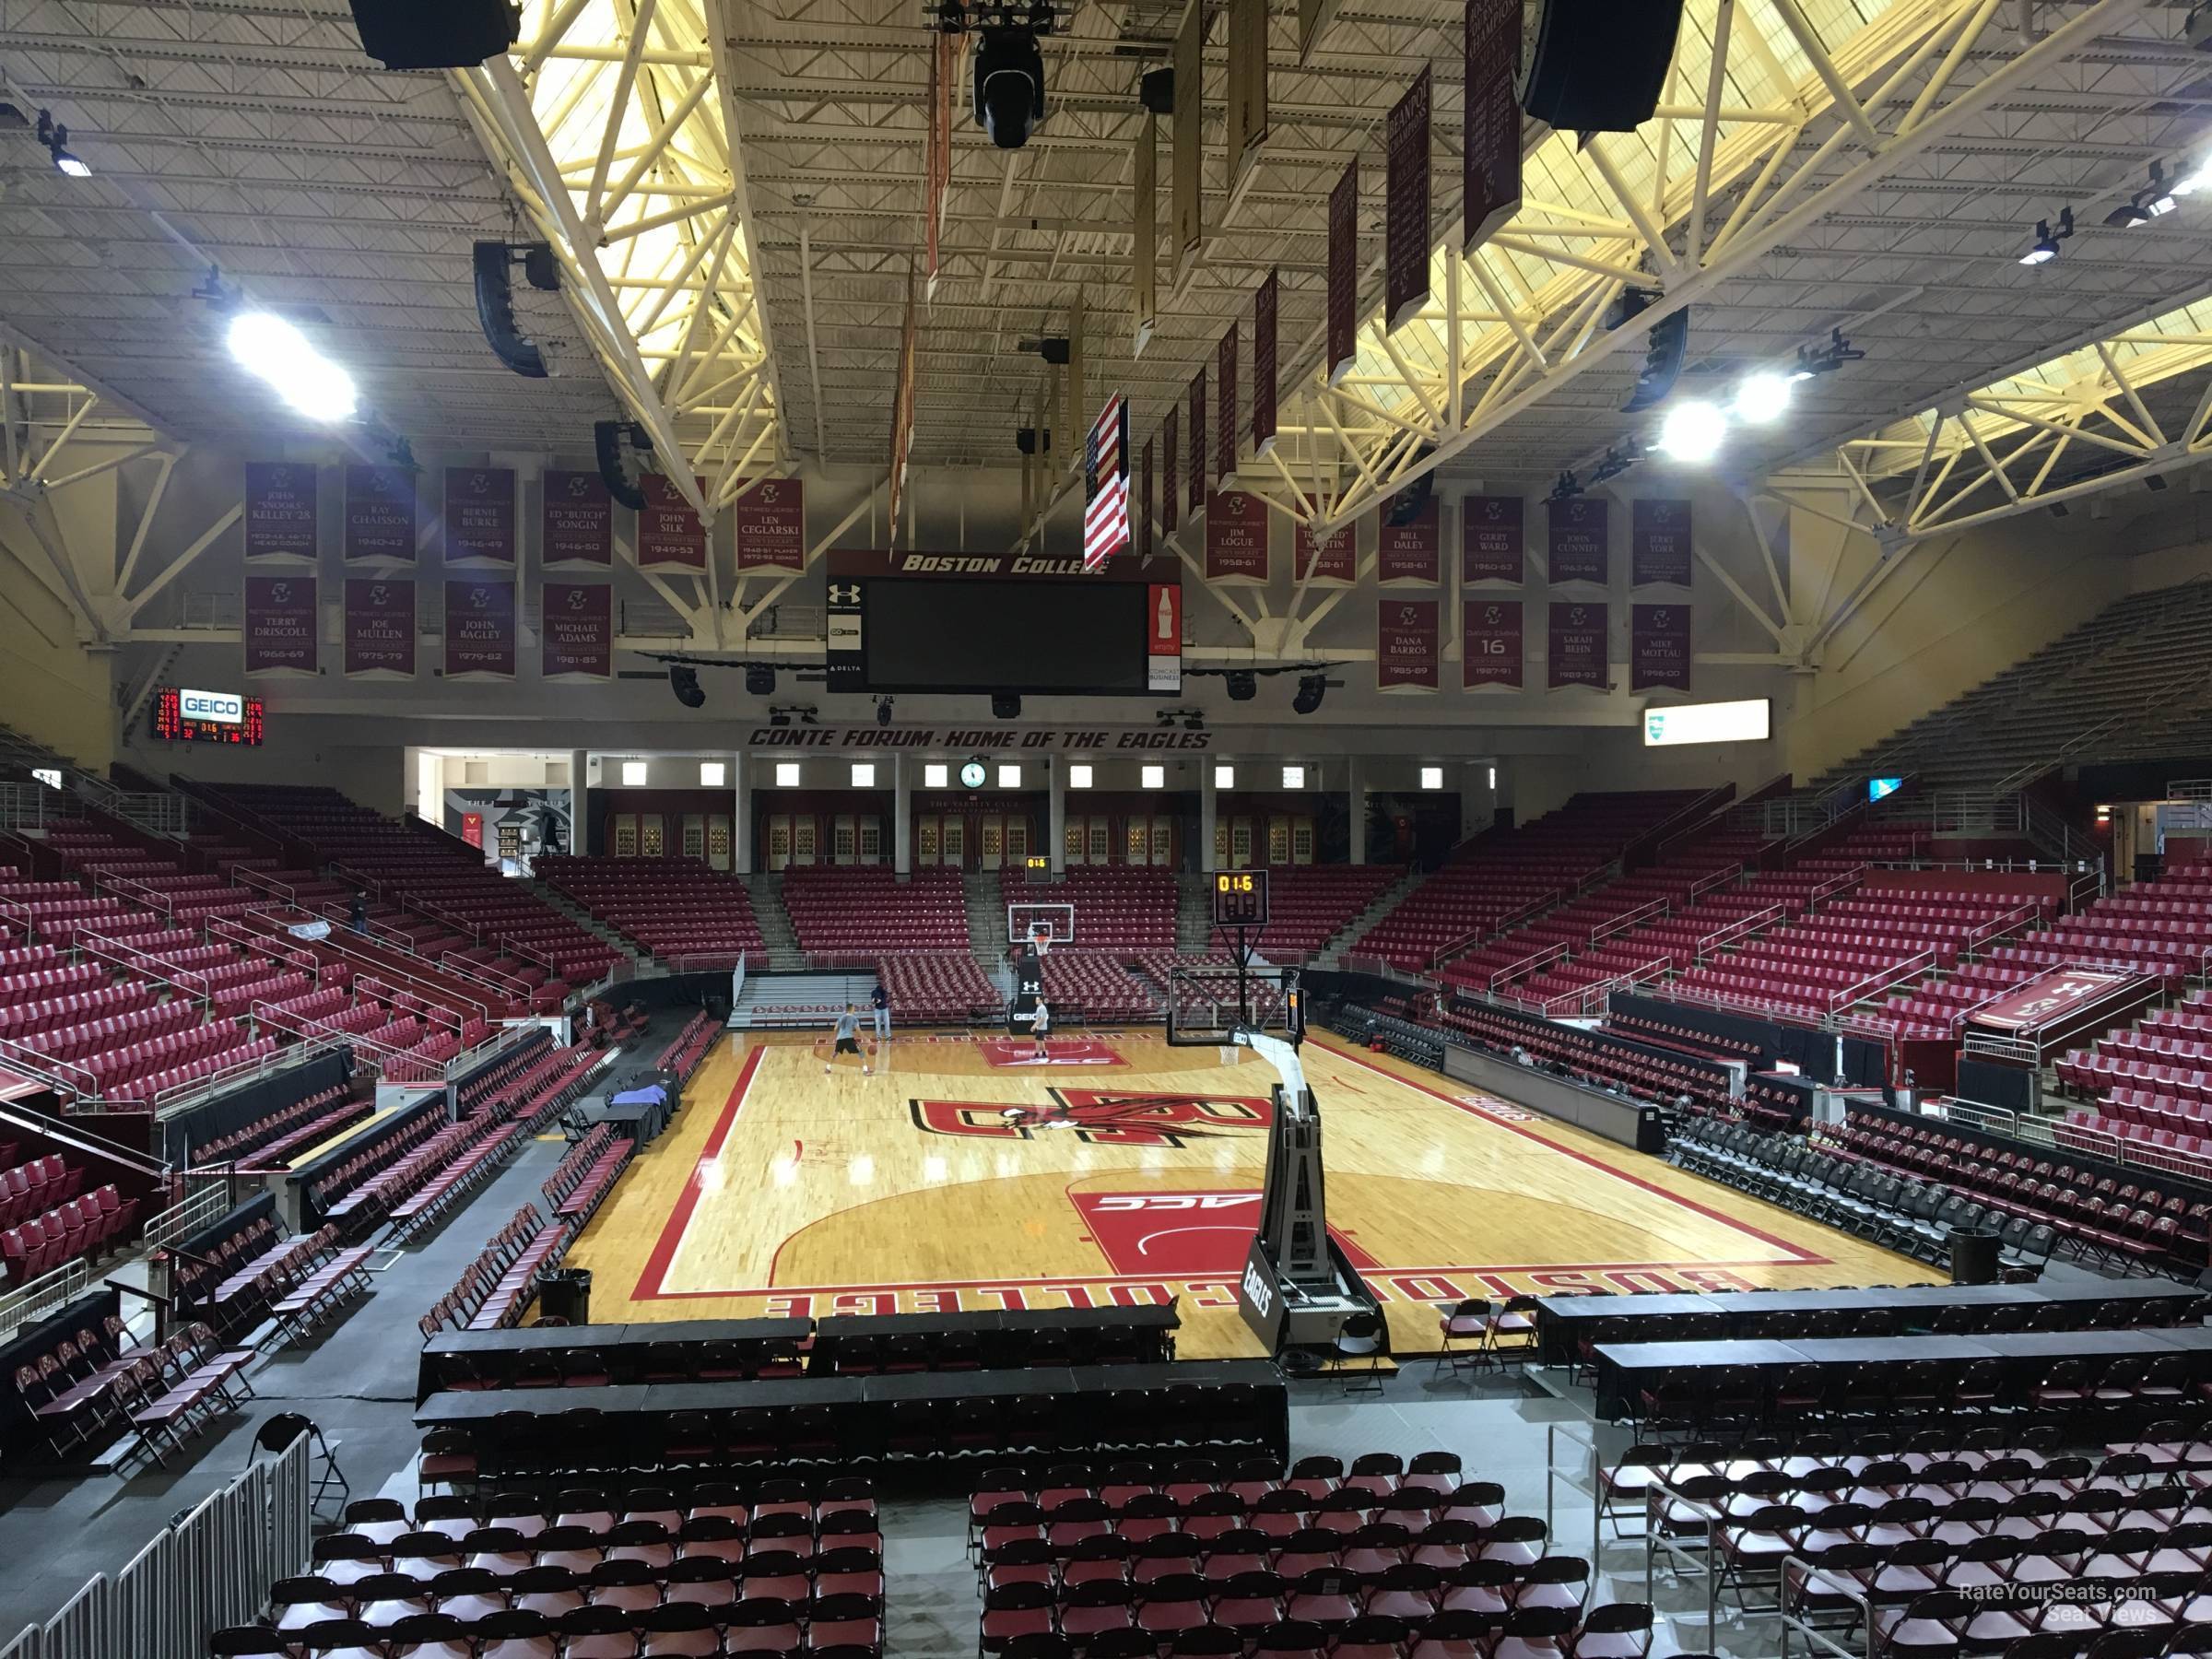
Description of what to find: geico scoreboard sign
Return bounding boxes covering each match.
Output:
[178,688,245,724]
[1642,698,1770,747]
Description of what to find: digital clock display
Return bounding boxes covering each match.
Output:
[1211,868,1269,928]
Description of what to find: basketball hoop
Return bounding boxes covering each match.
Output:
[1027,922,1054,958]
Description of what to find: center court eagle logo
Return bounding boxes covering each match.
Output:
[911,1089,1273,1147]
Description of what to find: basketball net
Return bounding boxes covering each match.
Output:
[1027,923,1053,958]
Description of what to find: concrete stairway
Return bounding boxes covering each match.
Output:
[740,873,807,971]
[964,870,1009,968]
[1175,874,1216,954]
[1313,866,1425,969]
[527,881,644,962]
[729,971,879,1030]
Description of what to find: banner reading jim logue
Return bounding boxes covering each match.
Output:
[243,574,318,675]
[541,582,612,681]
[443,579,517,680]
[1547,600,1607,689]
[243,463,317,561]
[344,576,417,678]
[1204,489,1269,582]
[1462,597,1523,689]
[1376,597,1439,691]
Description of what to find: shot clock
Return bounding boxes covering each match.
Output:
[1210,868,1270,928]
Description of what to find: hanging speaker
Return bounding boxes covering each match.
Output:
[595,421,653,512]
[348,0,521,69]
[473,242,552,378]
[1385,446,1436,526]
[1620,308,1691,414]
[1517,0,1686,134]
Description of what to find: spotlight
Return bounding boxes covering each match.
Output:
[2018,206,2073,265]
[2107,164,2176,227]
[993,693,1021,719]
[1225,670,1256,701]
[745,665,775,697]
[1733,371,1795,425]
[1292,674,1326,716]
[226,311,358,422]
[769,708,792,729]
[2175,159,2206,198]
[1182,709,1205,733]
[1655,399,1727,463]
[876,698,893,727]
[36,110,88,177]
[972,26,1046,148]
[1547,471,1582,504]
[669,665,705,709]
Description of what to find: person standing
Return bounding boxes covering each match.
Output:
[871,980,890,1045]
[827,1004,870,1075]
[348,889,369,935]
[1031,996,1050,1062]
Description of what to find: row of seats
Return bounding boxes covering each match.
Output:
[17,1318,255,1467]
[0,1182,140,1283]
[783,867,969,957]
[657,1011,722,1081]
[543,1126,630,1229]
[0,1147,83,1226]
[199,1082,363,1170]
[422,1203,571,1335]
[875,952,1003,1022]
[535,855,765,966]
[1436,999,1732,1111]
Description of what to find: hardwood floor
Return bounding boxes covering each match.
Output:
[563,1029,1922,1359]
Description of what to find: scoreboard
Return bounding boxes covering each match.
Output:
[1211,868,1269,928]
[151,687,265,746]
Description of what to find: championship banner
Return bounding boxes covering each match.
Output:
[1383,68,1431,331]
[1170,0,1203,297]
[1147,582,1183,693]
[1294,498,1355,584]
[1630,603,1691,691]
[1462,493,1524,582]
[344,576,416,678]
[1547,600,1607,689]
[1463,0,1522,251]
[541,582,613,681]
[542,469,614,567]
[1216,328,1238,484]
[1133,117,1157,357]
[734,477,806,570]
[1187,369,1206,511]
[1630,498,1692,587]
[1163,406,1180,534]
[1225,0,1269,193]
[1205,489,1268,582]
[1462,597,1523,688]
[1547,496,1608,584]
[1376,496,1440,584]
[1326,160,1359,384]
[442,466,515,565]
[243,463,317,561]
[1377,597,1440,691]
[637,473,709,571]
[443,579,516,680]
[1138,440,1156,562]
[242,575,317,676]
[344,465,417,562]
[1253,269,1278,458]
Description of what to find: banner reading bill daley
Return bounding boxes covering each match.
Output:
[242,575,318,675]
[541,582,613,681]
[1376,496,1440,584]
[443,579,517,680]
[344,577,417,677]
[1376,597,1439,691]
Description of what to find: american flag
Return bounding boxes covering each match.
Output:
[1082,394,1130,572]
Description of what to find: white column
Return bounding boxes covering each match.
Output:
[1048,754,1067,876]
[568,748,588,854]
[733,749,753,874]
[1200,762,1219,873]
[894,751,912,876]
[1347,755,1367,865]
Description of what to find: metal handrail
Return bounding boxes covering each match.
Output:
[1484,941,1571,992]
[1826,947,1936,1015]
[1429,887,1566,971]
[1695,904,1783,963]
[1541,955,1673,1019]
[1590,895,1670,947]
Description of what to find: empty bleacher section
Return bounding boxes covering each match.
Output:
[877,952,1000,1023]
[1002,865,1178,952]
[1347,792,1708,973]
[535,854,762,967]
[782,866,969,962]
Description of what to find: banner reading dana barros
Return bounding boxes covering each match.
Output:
[242,574,318,676]
[344,576,417,678]
[1376,596,1439,691]
[542,582,613,681]
[443,579,517,680]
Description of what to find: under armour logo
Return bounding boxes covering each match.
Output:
[829,583,861,605]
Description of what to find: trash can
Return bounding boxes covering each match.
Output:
[1947,1228,2000,1286]
[1634,1106,1668,1156]
[538,1267,593,1326]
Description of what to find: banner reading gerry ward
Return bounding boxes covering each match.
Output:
[243,575,318,675]
[443,579,516,680]
[1461,494,1524,583]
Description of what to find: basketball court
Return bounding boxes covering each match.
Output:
[564,1027,1919,1359]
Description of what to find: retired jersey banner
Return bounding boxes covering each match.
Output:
[1384,67,1431,331]
[1462,494,1524,582]
[1216,328,1238,483]
[1294,499,1356,584]
[243,463,317,561]
[1377,496,1441,584]
[344,465,417,562]
[734,477,806,570]
[541,582,612,681]
[637,474,708,571]
[1253,270,1278,457]
[1630,603,1691,691]
[1630,498,1692,586]
[1548,600,1607,689]
[1462,597,1523,688]
[1547,496,1608,584]
[1188,369,1207,511]
[1463,0,1522,250]
[443,579,516,680]
[242,575,317,676]
[1171,0,1203,296]
[1205,489,1268,582]
[541,469,613,567]
[1377,597,1440,691]
[1326,160,1359,385]
[1138,440,1155,561]
[344,576,416,678]
[441,466,515,565]
[1163,406,1180,534]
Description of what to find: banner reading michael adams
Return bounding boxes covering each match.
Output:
[441,467,516,566]
[242,575,317,676]
[1376,597,1439,691]
[1461,494,1524,583]
[443,579,516,680]
[1205,489,1268,582]
[1462,597,1523,688]
[1383,68,1431,330]
[734,477,806,570]
[1630,499,1692,587]
[243,463,317,561]
[344,465,418,562]
[1631,603,1692,691]
[637,474,709,571]
[1376,496,1440,584]
[541,470,613,567]
[1547,496,1608,584]
[541,582,612,681]
[344,577,416,677]
[1547,601,1607,689]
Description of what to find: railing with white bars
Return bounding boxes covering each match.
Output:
[0,1433,309,1659]
[1825,947,1936,1017]
[1694,903,1783,965]
[1936,1094,2212,1188]
[1533,956,1674,1020]
[0,782,57,832]
[0,1256,90,1338]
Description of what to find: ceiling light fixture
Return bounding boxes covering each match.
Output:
[2106,163,2175,227]
[1732,371,1795,424]
[1654,399,1728,463]
[2018,206,2074,265]
[36,109,88,177]
[226,310,358,422]
[2173,159,2206,199]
